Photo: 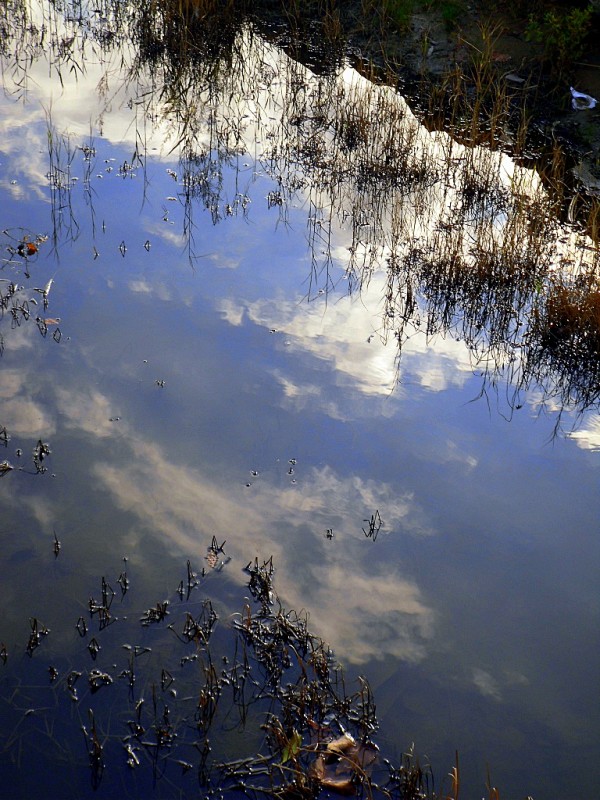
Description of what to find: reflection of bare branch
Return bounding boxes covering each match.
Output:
[3,0,600,426]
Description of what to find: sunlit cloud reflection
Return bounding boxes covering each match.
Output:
[218,271,475,410]
[0,369,56,435]
[54,384,436,664]
[472,667,502,701]
[567,416,600,451]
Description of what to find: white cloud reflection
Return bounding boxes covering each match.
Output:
[217,270,474,411]
[2,0,596,292]
[471,666,531,703]
[127,278,175,302]
[53,384,435,664]
[567,415,600,451]
[472,667,502,701]
[241,290,397,396]
[0,369,56,436]
[0,397,56,437]
[56,386,118,438]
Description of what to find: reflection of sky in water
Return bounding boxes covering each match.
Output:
[0,10,600,800]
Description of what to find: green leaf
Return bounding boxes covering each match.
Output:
[282,730,302,763]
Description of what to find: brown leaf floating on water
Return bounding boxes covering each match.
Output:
[309,733,378,796]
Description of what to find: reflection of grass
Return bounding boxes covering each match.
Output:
[525,277,600,430]
[1,2,597,796]
[3,0,599,424]
[249,0,596,221]
[138,0,600,422]
[538,281,600,358]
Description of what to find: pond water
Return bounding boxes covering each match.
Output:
[1,2,599,799]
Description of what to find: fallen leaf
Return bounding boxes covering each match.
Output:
[308,734,378,796]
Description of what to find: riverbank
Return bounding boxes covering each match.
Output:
[248,0,600,198]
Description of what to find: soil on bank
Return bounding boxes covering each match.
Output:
[252,0,600,193]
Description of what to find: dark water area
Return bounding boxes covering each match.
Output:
[0,2,599,798]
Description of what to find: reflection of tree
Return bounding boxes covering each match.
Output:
[2,0,600,427]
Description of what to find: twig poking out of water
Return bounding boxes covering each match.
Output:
[32,439,51,473]
[169,599,218,646]
[87,637,101,660]
[382,743,435,800]
[88,668,113,693]
[25,617,50,657]
[363,510,382,540]
[140,600,169,626]
[88,576,117,630]
[180,561,201,601]
[0,544,510,797]
[244,555,275,610]
[82,708,104,789]
[66,669,82,701]
[205,535,227,570]
[119,652,136,697]
[117,570,129,595]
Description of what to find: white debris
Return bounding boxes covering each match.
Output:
[570,87,597,110]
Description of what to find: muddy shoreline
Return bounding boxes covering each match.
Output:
[252,1,600,196]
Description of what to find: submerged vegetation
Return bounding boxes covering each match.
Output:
[1,549,505,799]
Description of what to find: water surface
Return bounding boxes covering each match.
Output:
[1,3,599,798]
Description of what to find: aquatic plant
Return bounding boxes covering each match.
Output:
[0,547,454,799]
